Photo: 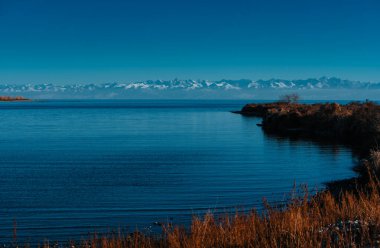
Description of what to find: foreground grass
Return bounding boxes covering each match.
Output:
[22,152,378,248]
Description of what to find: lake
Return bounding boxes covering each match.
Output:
[0,100,356,244]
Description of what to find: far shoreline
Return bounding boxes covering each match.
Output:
[0,96,30,102]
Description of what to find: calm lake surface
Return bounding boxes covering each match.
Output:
[0,100,356,244]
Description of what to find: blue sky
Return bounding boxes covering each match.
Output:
[0,0,379,83]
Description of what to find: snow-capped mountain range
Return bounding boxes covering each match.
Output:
[1,77,379,99]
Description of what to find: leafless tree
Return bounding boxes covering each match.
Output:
[280,93,300,104]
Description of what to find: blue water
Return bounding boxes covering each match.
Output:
[0,100,356,244]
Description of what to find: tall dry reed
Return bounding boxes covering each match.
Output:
[34,160,379,248]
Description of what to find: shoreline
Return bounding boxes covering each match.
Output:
[0,96,30,102]
[234,101,380,193]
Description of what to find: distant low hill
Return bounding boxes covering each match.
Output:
[1,77,379,100]
[0,96,29,101]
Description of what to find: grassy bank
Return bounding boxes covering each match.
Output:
[28,162,380,247]
[13,102,380,247]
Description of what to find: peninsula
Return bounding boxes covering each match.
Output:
[235,101,380,152]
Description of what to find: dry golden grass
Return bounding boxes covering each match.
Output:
[52,183,379,248]
[163,179,380,248]
[32,159,380,248]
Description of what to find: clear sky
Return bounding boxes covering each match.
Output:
[0,0,379,84]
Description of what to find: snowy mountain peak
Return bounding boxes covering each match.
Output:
[0,77,379,99]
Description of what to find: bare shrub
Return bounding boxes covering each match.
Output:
[280,93,300,104]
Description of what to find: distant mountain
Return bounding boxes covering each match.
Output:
[1,77,379,99]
